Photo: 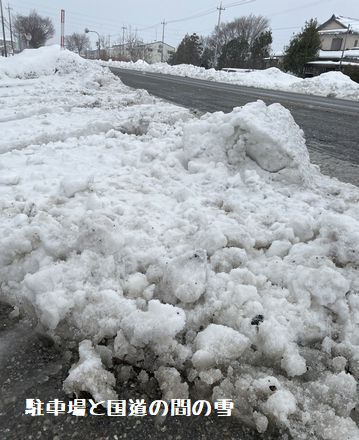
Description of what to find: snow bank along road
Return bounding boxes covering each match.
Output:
[110,67,359,187]
[1,47,359,440]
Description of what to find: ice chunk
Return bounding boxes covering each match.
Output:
[261,389,296,426]
[124,272,149,298]
[192,324,249,369]
[60,175,93,198]
[121,300,186,347]
[162,250,208,303]
[63,340,117,401]
[155,366,189,401]
[289,266,350,307]
[281,346,307,377]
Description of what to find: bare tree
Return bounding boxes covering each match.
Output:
[65,32,90,55]
[207,14,270,67]
[14,9,55,49]
[125,29,144,61]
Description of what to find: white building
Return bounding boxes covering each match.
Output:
[111,41,175,63]
[139,41,175,63]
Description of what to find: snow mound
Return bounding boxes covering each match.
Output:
[292,71,359,100]
[183,100,312,182]
[0,45,103,79]
[1,47,359,439]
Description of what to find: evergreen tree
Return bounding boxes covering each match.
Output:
[200,47,215,69]
[171,33,203,66]
[218,37,249,69]
[282,19,321,76]
[250,30,272,68]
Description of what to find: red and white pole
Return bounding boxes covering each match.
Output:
[60,9,65,49]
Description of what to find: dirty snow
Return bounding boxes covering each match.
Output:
[1,46,359,439]
[105,59,359,101]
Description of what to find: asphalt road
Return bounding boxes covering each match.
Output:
[110,67,359,187]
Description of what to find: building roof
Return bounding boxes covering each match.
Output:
[335,15,359,32]
[318,14,359,33]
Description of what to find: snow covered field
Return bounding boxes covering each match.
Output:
[1,47,359,439]
[105,59,359,101]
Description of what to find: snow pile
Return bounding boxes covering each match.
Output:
[291,71,359,100]
[182,100,311,182]
[0,45,95,79]
[1,47,359,439]
[105,60,359,101]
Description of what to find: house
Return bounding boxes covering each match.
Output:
[305,14,359,76]
[318,14,359,51]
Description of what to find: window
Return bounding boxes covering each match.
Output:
[331,38,343,51]
[354,39,358,48]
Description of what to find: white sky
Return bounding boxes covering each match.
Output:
[7,0,359,52]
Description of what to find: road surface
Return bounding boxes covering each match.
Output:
[110,67,359,187]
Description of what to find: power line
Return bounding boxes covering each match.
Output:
[11,0,156,31]
[268,0,335,18]
[272,26,301,31]
[167,8,217,25]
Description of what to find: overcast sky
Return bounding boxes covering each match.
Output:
[7,0,359,52]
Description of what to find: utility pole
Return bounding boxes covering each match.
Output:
[217,1,225,28]
[6,4,13,53]
[60,9,65,49]
[122,25,126,57]
[161,20,166,62]
[339,24,350,71]
[0,0,7,57]
[214,2,226,65]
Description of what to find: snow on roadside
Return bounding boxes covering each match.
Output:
[105,59,359,101]
[1,47,359,439]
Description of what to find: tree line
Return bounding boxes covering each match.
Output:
[169,15,273,70]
